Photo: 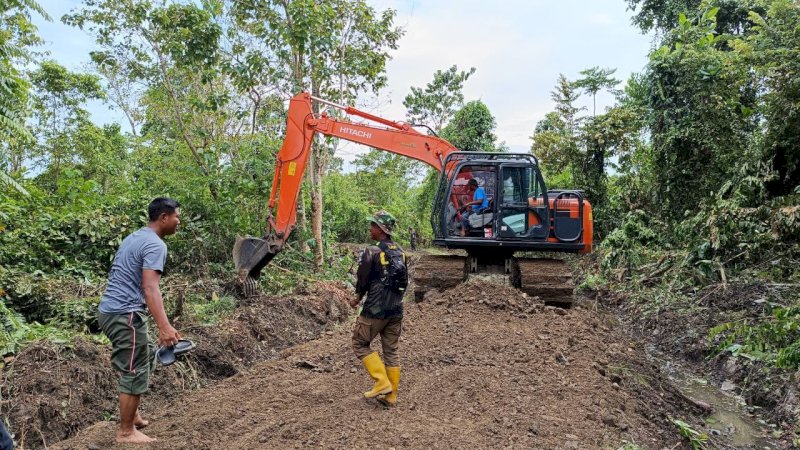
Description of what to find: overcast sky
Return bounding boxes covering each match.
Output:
[34,0,653,161]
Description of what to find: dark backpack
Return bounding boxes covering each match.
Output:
[377,241,408,294]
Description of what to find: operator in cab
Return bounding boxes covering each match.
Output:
[460,178,489,236]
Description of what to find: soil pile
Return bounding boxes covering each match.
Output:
[53,281,709,449]
[2,281,352,449]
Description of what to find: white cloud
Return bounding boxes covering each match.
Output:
[589,12,614,25]
[36,0,651,167]
[337,0,651,166]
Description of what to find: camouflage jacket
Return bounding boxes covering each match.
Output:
[355,239,404,319]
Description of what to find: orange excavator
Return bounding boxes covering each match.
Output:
[233,92,593,303]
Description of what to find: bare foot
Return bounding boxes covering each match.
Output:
[134,413,149,429]
[116,428,156,444]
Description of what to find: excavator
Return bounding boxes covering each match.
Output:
[233,92,593,303]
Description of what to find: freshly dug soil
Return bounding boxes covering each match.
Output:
[52,280,711,449]
[2,281,352,449]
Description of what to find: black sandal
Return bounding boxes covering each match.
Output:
[156,339,195,366]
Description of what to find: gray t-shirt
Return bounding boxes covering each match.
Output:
[99,227,167,314]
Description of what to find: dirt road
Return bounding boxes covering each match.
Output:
[52,280,706,449]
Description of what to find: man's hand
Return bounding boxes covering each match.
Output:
[158,324,181,347]
[349,295,360,309]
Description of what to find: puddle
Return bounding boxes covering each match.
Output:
[672,374,776,448]
[658,356,782,449]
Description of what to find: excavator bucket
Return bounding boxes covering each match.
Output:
[232,235,280,281]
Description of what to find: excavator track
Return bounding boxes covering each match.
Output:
[411,254,467,301]
[515,257,574,304]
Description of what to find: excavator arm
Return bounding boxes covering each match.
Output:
[233,92,459,281]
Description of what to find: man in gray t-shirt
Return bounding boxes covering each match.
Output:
[100,227,167,314]
[97,197,182,444]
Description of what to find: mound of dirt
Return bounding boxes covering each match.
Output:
[187,281,351,381]
[2,339,118,448]
[2,281,352,449]
[428,278,545,314]
[53,282,708,450]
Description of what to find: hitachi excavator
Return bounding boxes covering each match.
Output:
[233,92,593,303]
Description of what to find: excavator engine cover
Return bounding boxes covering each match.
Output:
[233,235,280,280]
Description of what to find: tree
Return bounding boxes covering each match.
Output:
[625,0,764,36]
[0,0,49,195]
[577,104,643,223]
[531,74,582,175]
[744,1,800,197]
[403,65,476,133]
[573,66,620,116]
[440,100,498,152]
[645,7,756,217]
[27,61,105,191]
[232,0,402,269]
[64,0,227,199]
[551,73,583,133]
[532,72,645,233]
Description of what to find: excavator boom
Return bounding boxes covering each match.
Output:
[234,92,459,281]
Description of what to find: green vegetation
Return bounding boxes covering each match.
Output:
[0,0,409,354]
[537,1,798,385]
[672,418,709,449]
[0,0,797,411]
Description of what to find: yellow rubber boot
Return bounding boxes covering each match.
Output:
[361,352,392,398]
[379,366,400,406]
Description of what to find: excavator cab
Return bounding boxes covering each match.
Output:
[432,152,592,254]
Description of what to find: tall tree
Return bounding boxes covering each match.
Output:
[626,0,764,35]
[573,66,620,116]
[744,1,800,197]
[646,7,756,217]
[440,100,498,152]
[403,65,476,133]
[577,104,643,218]
[531,74,582,174]
[0,0,49,195]
[27,61,105,191]
[532,72,645,233]
[64,0,227,199]
[232,0,402,268]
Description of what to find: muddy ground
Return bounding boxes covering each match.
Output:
[2,281,352,449]
[604,280,800,440]
[47,279,729,450]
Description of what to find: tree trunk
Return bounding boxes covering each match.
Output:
[310,84,325,269]
[297,183,310,253]
[310,153,324,269]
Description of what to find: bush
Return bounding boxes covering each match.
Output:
[710,304,800,369]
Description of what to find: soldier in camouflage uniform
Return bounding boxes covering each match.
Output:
[350,210,404,406]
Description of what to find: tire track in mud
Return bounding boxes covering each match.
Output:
[53,280,708,449]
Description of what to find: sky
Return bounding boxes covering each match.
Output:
[33,0,654,163]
